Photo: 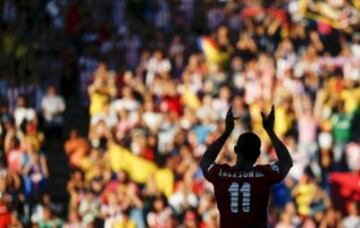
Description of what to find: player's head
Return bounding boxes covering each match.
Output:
[234,132,261,164]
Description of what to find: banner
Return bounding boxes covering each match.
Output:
[240,7,289,33]
[198,36,229,65]
[108,143,174,197]
[108,143,158,183]
[299,0,360,32]
[329,172,360,214]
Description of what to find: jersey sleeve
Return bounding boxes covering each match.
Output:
[259,162,286,184]
[201,161,222,183]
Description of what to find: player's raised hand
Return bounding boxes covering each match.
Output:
[261,104,275,131]
[225,105,240,133]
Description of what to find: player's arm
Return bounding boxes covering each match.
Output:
[200,106,235,173]
[261,105,293,176]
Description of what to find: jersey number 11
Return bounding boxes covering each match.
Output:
[228,182,251,213]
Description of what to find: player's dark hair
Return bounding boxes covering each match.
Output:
[235,132,261,164]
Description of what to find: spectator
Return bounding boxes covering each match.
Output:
[78,190,100,225]
[64,129,90,168]
[64,209,81,228]
[342,202,360,228]
[319,207,342,228]
[14,96,37,129]
[37,206,63,228]
[331,100,355,168]
[88,63,117,118]
[145,50,171,86]
[146,194,172,228]
[22,149,49,203]
[275,212,295,228]
[41,85,66,138]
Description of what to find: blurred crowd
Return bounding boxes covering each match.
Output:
[1,0,360,227]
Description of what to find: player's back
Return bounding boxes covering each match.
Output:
[203,163,284,228]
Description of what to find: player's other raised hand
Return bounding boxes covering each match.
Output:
[225,105,241,133]
[225,105,235,133]
[261,105,275,132]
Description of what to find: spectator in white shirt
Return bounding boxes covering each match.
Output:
[14,95,37,128]
[342,202,360,228]
[41,85,66,138]
[145,50,171,85]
